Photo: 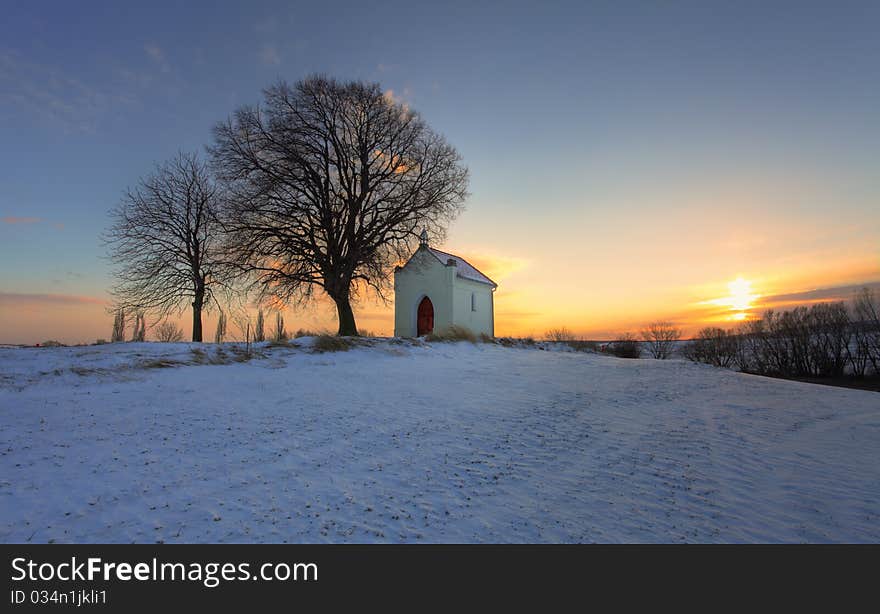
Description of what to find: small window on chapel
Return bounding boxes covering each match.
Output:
[471,292,476,311]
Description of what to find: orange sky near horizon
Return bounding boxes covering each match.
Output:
[2,243,877,345]
[3,1,880,347]
[2,157,879,345]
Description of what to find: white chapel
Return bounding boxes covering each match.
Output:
[393,230,497,338]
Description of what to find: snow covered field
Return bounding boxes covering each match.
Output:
[1,339,878,543]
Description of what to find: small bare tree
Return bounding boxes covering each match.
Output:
[214,311,227,344]
[273,312,287,342]
[254,308,265,343]
[641,321,682,359]
[131,312,146,342]
[154,321,184,343]
[111,309,126,343]
[853,287,880,375]
[211,76,469,336]
[105,152,231,342]
[545,327,575,342]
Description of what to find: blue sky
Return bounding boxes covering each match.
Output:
[1,1,879,342]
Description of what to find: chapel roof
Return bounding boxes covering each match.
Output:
[424,247,497,288]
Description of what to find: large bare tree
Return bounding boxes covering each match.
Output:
[105,152,229,341]
[210,76,469,335]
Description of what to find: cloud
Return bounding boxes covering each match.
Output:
[144,44,164,62]
[2,216,41,224]
[0,50,134,132]
[760,281,880,309]
[260,44,281,66]
[144,43,170,73]
[0,292,107,306]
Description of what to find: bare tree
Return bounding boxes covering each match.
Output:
[105,152,231,342]
[111,309,126,343]
[682,327,738,368]
[641,321,682,359]
[273,312,286,342]
[211,76,469,335]
[254,308,265,343]
[214,311,227,344]
[154,321,184,343]
[545,327,575,342]
[131,312,146,342]
[853,287,880,374]
[229,311,246,342]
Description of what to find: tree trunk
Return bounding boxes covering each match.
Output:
[334,296,358,336]
[192,290,204,342]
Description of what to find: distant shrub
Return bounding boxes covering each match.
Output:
[607,333,641,358]
[425,325,477,343]
[154,321,185,343]
[851,288,880,376]
[641,321,682,359]
[313,334,353,352]
[545,327,575,342]
[293,328,325,338]
[682,327,738,368]
[94,339,108,345]
[39,340,65,348]
[567,340,598,352]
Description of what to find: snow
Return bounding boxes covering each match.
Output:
[1,339,878,543]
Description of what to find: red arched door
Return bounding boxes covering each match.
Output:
[417,296,434,336]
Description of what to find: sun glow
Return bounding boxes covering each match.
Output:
[702,277,760,321]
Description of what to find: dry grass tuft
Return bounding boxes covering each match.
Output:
[425,325,477,343]
[312,334,354,352]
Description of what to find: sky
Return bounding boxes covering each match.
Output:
[1,0,878,343]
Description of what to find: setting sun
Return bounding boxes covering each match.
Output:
[702,277,760,322]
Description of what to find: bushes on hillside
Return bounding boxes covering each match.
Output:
[681,327,737,368]
[607,333,641,358]
[682,291,880,378]
[154,321,185,343]
[545,327,575,342]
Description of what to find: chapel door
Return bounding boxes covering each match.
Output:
[417,296,434,336]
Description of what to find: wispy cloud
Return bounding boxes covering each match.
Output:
[0,50,136,132]
[144,43,170,73]
[760,281,880,309]
[2,216,41,224]
[259,44,281,66]
[0,292,107,306]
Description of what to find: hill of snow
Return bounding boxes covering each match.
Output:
[0,339,877,543]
